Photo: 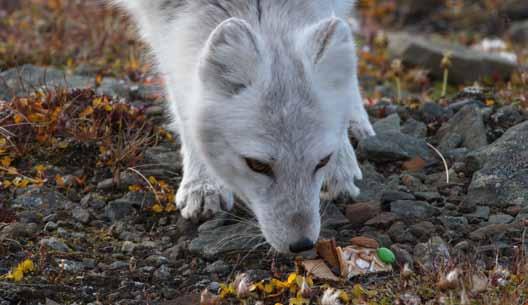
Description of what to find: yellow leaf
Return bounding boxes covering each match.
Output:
[92,97,103,108]
[165,203,177,213]
[287,273,297,285]
[34,165,46,173]
[485,99,495,107]
[104,104,113,112]
[79,106,94,118]
[1,259,34,282]
[129,185,142,192]
[148,176,158,185]
[1,156,12,167]
[55,175,65,187]
[2,180,12,188]
[339,291,350,303]
[151,204,163,213]
[13,114,24,124]
[7,167,18,175]
[289,296,309,305]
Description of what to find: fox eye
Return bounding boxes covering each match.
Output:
[315,154,332,172]
[245,158,274,177]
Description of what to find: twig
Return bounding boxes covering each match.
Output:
[126,167,161,205]
[426,143,450,184]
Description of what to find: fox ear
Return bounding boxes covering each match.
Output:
[199,18,261,96]
[300,17,356,89]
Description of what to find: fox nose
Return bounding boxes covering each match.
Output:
[289,238,314,253]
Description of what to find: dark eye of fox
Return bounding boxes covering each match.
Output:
[245,158,274,177]
[315,154,332,173]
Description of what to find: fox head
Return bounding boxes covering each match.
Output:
[191,17,360,253]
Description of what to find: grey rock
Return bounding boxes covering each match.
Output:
[414,192,442,202]
[381,190,415,203]
[391,200,439,219]
[491,105,525,129]
[40,237,71,252]
[72,207,91,224]
[189,223,264,258]
[436,105,488,151]
[109,261,129,270]
[204,260,230,274]
[354,162,388,202]
[121,241,138,254]
[321,202,349,228]
[0,222,38,239]
[465,206,490,222]
[373,113,401,134]
[420,102,452,124]
[365,212,400,228]
[488,214,514,225]
[465,121,528,207]
[439,216,468,231]
[469,224,513,241]
[345,201,381,227]
[145,255,169,267]
[44,221,58,232]
[390,244,414,266]
[142,145,182,179]
[56,259,85,273]
[401,118,427,138]
[198,215,230,233]
[509,20,528,43]
[409,221,436,240]
[0,65,150,100]
[104,192,154,221]
[413,236,450,272]
[13,188,72,210]
[153,265,172,281]
[359,131,432,162]
[388,222,416,244]
[388,32,516,84]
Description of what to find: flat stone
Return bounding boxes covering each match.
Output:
[390,200,439,219]
[72,207,91,224]
[465,121,528,207]
[488,214,514,225]
[436,105,488,150]
[401,118,427,138]
[373,113,401,134]
[345,202,381,227]
[388,32,516,84]
[358,131,432,162]
[469,224,512,241]
[40,237,71,252]
[381,191,416,203]
[364,212,400,228]
[321,202,349,228]
[439,216,469,231]
[465,206,490,222]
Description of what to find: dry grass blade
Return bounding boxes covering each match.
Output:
[126,167,161,205]
[426,142,450,184]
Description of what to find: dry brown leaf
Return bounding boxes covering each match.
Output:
[402,157,426,172]
[316,239,340,269]
[302,259,340,282]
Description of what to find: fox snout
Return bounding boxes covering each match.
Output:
[256,201,321,254]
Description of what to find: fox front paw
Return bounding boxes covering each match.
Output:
[350,120,376,140]
[322,164,362,200]
[176,179,234,222]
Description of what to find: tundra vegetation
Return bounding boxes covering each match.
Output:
[0,0,527,304]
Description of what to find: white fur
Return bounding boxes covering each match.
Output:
[110,0,375,253]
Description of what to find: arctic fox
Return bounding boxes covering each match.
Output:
[111,0,375,254]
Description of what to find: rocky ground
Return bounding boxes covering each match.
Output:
[1,1,528,305]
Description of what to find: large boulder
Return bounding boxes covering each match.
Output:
[388,32,517,84]
[435,105,488,151]
[465,121,528,207]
